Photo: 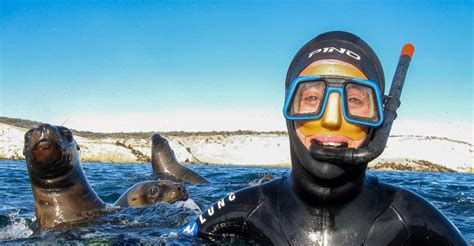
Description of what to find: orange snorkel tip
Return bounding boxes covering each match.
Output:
[400,43,415,58]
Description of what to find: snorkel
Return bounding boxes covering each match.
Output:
[310,44,415,165]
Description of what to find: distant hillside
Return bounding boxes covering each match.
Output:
[0,116,287,139]
[1,117,472,173]
[0,117,44,130]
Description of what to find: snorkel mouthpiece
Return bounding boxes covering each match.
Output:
[310,43,415,165]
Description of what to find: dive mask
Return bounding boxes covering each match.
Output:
[283,75,384,127]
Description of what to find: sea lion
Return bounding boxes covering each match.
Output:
[23,124,107,230]
[151,134,209,184]
[114,180,189,207]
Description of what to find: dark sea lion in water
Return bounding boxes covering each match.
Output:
[23,124,107,230]
[114,180,189,207]
[151,134,209,184]
[23,125,190,230]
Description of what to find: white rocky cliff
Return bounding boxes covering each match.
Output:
[0,122,472,173]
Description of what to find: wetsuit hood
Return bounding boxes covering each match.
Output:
[285,31,385,93]
[285,31,385,202]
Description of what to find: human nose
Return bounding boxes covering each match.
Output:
[321,92,342,128]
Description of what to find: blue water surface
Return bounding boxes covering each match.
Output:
[0,160,472,244]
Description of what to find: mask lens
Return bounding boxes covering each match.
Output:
[344,82,380,122]
[289,80,326,116]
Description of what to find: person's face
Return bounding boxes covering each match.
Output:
[295,59,370,149]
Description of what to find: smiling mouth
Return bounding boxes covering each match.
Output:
[311,139,349,148]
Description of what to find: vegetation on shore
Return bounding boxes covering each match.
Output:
[0,117,287,139]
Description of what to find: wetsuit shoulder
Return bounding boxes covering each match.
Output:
[181,177,283,241]
[378,183,468,245]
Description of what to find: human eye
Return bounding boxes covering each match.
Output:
[348,97,362,106]
[304,95,320,103]
[298,94,322,114]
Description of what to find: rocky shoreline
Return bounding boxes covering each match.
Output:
[0,118,472,173]
[369,160,457,173]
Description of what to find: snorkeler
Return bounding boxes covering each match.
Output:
[181,31,468,245]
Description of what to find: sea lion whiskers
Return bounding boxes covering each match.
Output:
[60,116,70,127]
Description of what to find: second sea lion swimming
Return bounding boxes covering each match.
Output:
[151,134,209,184]
[115,180,189,207]
[23,124,191,231]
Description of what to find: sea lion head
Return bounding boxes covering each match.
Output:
[152,134,172,155]
[123,180,189,207]
[151,134,177,173]
[23,124,106,231]
[23,124,80,181]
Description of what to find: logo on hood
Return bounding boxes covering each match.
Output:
[308,47,361,61]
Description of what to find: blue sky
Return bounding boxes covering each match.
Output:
[0,1,472,131]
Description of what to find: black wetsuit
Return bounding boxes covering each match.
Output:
[182,173,467,245]
[182,32,468,245]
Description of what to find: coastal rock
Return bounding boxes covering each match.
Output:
[368,160,457,173]
[0,123,25,160]
[0,122,472,173]
[177,134,289,166]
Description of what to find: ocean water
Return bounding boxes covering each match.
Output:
[0,160,472,244]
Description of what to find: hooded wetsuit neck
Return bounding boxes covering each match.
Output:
[290,158,366,205]
[288,122,367,204]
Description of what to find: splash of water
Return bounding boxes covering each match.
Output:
[0,209,34,240]
[174,199,202,214]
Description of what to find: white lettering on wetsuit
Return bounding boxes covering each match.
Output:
[308,47,361,60]
[198,192,236,225]
[217,198,225,209]
[199,214,207,224]
[182,192,237,236]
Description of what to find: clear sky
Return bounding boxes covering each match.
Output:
[0,1,472,132]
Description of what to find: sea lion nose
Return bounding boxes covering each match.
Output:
[36,124,59,142]
[38,124,53,134]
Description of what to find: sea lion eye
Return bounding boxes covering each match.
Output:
[59,127,73,142]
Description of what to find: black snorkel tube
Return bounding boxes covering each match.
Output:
[310,44,415,165]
